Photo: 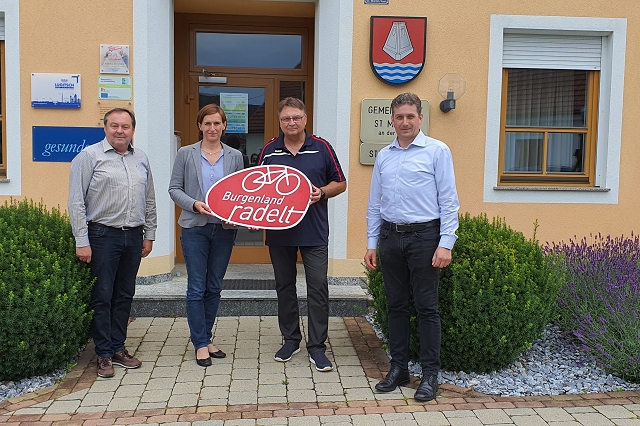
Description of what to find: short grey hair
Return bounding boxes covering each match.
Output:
[391,93,422,115]
[278,97,306,115]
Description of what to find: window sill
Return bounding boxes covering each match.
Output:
[0,178,10,183]
[493,186,610,192]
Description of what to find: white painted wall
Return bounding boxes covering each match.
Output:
[133,0,175,260]
[314,0,353,259]
[0,0,21,195]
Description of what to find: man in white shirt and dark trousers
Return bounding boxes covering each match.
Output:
[364,93,460,402]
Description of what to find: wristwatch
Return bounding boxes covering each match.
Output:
[320,189,326,200]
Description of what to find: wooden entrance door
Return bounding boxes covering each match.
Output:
[174,14,314,263]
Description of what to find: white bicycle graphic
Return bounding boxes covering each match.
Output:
[241,166,302,196]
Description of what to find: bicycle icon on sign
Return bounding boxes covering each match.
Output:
[242,166,302,196]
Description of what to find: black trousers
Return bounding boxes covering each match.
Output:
[269,245,329,354]
[88,223,143,358]
[379,221,441,374]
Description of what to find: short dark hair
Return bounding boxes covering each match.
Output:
[103,108,136,128]
[196,104,227,140]
[391,93,422,115]
[278,97,306,115]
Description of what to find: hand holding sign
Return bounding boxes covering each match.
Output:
[206,165,312,229]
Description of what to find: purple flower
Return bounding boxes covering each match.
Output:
[548,233,640,382]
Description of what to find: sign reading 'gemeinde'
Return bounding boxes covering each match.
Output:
[206,165,312,229]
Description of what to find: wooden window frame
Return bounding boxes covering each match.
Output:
[0,41,5,178]
[186,15,312,77]
[497,68,599,187]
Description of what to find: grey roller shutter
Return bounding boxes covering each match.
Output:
[503,33,602,70]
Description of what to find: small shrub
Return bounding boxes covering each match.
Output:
[549,233,640,382]
[367,213,562,373]
[0,199,94,381]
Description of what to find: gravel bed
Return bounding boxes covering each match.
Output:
[366,315,640,396]
[0,346,84,403]
[0,368,67,403]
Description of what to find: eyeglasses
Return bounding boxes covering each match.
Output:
[280,115,305,124]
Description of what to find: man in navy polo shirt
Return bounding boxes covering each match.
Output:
[259,97,346,372]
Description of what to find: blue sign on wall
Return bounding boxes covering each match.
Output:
[33,126,105,162]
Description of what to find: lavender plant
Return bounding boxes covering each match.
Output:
[549,233,640,382]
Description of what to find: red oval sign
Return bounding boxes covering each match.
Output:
[206,165,312,229]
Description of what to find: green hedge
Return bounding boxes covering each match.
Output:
[0,199,94,381]
[367,213,562,373]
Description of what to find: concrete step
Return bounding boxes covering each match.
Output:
[132,263,371,317]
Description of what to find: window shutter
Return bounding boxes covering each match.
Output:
[0,15,4,40]
[503,34,601,70]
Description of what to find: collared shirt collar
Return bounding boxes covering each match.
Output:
[390,130,427,150]
[275,131,312,151]
[101,138,134,154]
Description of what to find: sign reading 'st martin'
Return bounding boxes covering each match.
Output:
[370,16,427,85]
[32,126,105,162]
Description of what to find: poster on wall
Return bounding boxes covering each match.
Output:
[31,73,81,109]
[100,44,130,74]
[98,76,132,100]
[220,93,249,134]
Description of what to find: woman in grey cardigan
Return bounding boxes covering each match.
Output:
[169,104,244,367]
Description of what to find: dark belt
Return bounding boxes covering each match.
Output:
[88,222,143,231]
[383,219,440,233]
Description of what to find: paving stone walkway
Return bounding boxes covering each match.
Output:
[1,316,639,425]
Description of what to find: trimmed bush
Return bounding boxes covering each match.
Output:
[550,234,640,382]
[367,213,562,373]
[0,199,94,381]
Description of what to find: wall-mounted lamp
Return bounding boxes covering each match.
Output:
[438,73,466,113]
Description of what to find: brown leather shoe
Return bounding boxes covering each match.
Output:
[112,349,142,369]
[97,356,115,378]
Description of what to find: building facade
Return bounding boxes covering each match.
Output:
[0,0,635,280]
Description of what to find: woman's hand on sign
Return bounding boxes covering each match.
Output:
[194,201,215,216]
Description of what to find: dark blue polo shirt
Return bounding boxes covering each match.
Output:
[258,132,345,246]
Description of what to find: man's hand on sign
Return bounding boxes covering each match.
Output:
[194,201,215,216]
[310,185,322,205]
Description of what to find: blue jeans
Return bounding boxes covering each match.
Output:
[181,223,237,350]
[379,220,441,375]
[88,223,143,358]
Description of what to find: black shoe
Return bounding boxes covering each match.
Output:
[375,366,410,392]
[195,349,212,367]
[414,374,438,402]
[209,349,226,359]
[274,341,300,362]
[309,351,333,372]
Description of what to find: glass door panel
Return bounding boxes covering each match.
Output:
[174,76,276,263]
[198,84,265,247]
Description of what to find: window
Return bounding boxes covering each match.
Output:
[499,68,599,185]
[483,16,627,204]
[196,32,303,69]
[0,40,5,178]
